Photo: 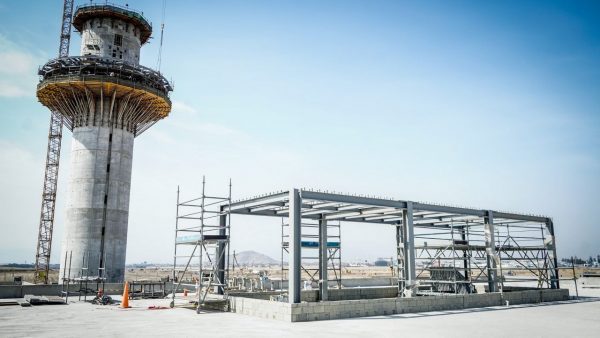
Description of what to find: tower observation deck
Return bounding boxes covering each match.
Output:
[36,4,173,283]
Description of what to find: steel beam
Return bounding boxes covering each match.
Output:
[493,212,547,223]
[289,189,302,304]
[413,203,486,217]
[230,207,397,225]
[277,203,340,216]
[335,207,402,220]
[300,190,407,209]
[225,192,288,212]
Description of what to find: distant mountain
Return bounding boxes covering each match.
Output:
[234,251,278,266]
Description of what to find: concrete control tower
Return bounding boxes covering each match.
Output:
[36,4,172,282]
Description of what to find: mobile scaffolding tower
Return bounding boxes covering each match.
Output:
[170,177,231,313]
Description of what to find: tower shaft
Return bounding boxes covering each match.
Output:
[36,4,172,283]
[61,125,133,283]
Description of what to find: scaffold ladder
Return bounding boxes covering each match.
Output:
[281,219,342,293]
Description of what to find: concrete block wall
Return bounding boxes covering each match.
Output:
[540,289,569,302]
[501,288,569,305]
[228,290,320,301]
[463,293,502,308]
[291,298,400,321]
[501,289,540,305]
[229,296,291,321]
[328,286,398,301]
[229,288,570,322]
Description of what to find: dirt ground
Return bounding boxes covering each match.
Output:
[2,266,598,284]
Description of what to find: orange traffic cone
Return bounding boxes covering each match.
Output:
[121,282,130,308]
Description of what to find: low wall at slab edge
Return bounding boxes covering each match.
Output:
[0,282,175,299]
[229,288,570,322]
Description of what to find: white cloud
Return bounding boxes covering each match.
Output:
[171,100,198,114]
[0,141,48,263]
[0,82,29,97]
[160,106,242,139]
[144,105,242,155]
[147,129,176,144]
[0,35,44,98]
[0,51,37,75]
[168,120,239,136]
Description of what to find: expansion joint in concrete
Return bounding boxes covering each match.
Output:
[98,129,113,276]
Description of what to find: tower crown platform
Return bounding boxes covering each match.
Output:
[36,56,172,136]
[36,3,172,137]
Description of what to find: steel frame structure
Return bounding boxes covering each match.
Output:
[223,189,559,303]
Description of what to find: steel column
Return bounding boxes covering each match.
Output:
[215,211,227,295]
[396,223,405,292]
[459,226,469,281]
[545,218,560,289]
[289,189,302,303]
[402,201,416,295]
[484,211,499,292]
[319,216,328,301]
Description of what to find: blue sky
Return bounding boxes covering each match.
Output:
[0,0,598,264]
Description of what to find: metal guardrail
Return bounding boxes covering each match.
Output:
[75,2,152,29]
[38,56,173,96]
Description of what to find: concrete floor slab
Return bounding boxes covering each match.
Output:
[0,297,598,337]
